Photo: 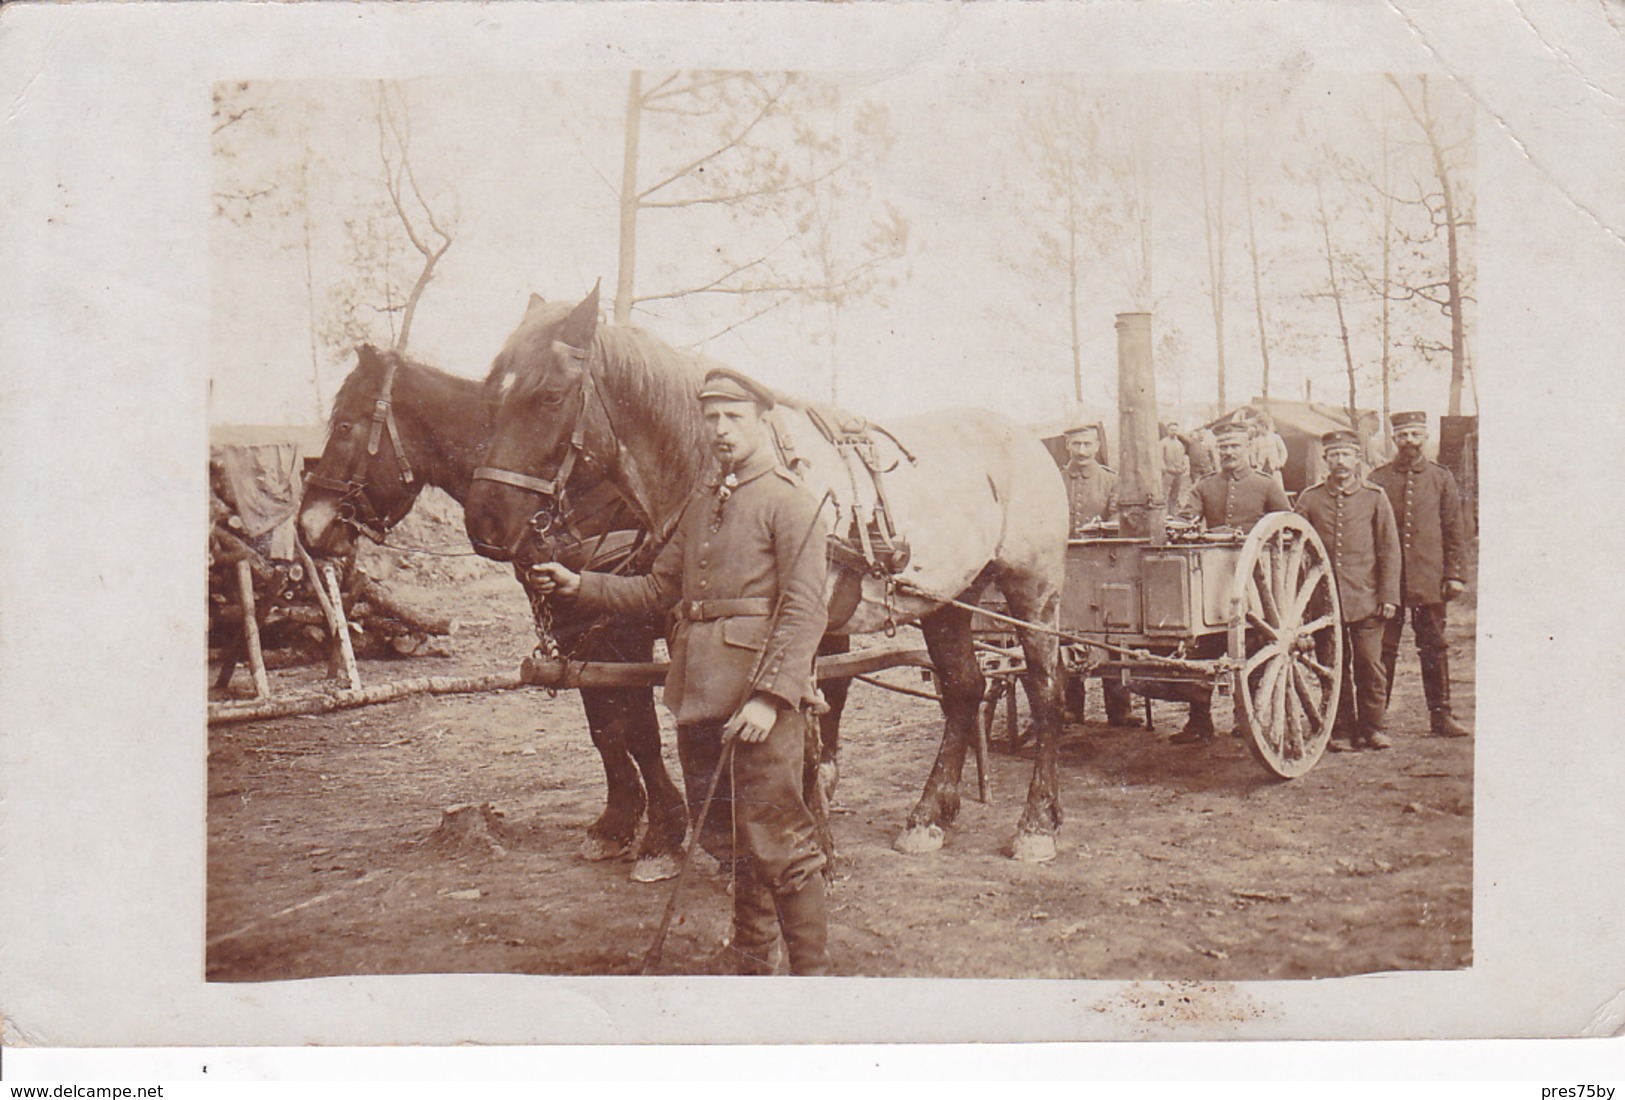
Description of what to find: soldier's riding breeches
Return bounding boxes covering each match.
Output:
[1381,603,1449,709]
[678,713,826,896]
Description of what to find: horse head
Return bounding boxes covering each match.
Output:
[465,284,616,563]
[299,344,427,558]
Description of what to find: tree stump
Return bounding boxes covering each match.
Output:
[418,803,527,858]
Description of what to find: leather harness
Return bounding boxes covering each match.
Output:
[304,351,416,540]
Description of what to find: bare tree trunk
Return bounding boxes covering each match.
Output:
[377,82,454,352]
[395,247,447,351]
[1378,101,1395,451]
[1315,179,1360,427]
[615,71,644,325]
[1389,74,1469,416]
[1197,90,1229,409]
[300,151,322,419]
[1242,116,1270,404]
[1066,161,1083,406]
[1439,166,1465,416]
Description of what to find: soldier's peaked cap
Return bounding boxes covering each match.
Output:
[1320,429,1361,451]
[699,367,775,409]
[1390,410,1428,428]
[1064,421,1102,437]
[1214,421,1250,441]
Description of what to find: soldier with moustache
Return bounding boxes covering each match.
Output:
[1295,429,1403,752]
[531,367,833,976]
[1369,411,1471,738]
[1060,422,1135,727]
[1166,421,1293,744]
[1062,422,1118,536]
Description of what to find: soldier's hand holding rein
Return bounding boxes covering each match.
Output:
[724,693,781,744]
[1379,603,1398,620]
[529,562,581,597]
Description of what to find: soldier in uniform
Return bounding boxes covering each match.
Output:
[1370,411,1471,737]
[1295,429,1403,751]
[1179,424,1217,482]
[1061,422,1134,726]
[1181,422,1292,532]
[1167,422,1292,744]
[1249,411,1290,489]
[1160,421,1192,514]
[1063,422,1118,537]
[531,367,833,975]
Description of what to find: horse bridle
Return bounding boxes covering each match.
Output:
[305,353,416,542]
[472,341,607,547]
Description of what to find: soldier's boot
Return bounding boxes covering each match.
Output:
[1168,697,1214,745]
[721,870,780,976]
[774,876,831,977]
[1422,653,1471,738]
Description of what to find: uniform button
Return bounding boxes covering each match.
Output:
[698,580,708,589]
[699,559,708,567]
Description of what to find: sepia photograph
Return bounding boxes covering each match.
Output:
[204,70,1477,983]
[3,0,1623,1056]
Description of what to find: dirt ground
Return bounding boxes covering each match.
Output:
[207,491,1474,981]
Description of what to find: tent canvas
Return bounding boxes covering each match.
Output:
[1207,399,1384,494]
[209,424,327,561]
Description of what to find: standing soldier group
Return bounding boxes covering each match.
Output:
[1064,410,1472,752]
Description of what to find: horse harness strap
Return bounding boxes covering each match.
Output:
[803,404,912,578]
[366,355,413,487]
[306,352,414,540]
[472,342,596,508]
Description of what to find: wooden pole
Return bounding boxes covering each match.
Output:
[208,670,525,725]
[236,559,271,699]
[297,543,346,677]
[321,562,363,692]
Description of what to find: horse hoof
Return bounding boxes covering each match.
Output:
[580,834,632,862]
[893,824,944,855]
[1011,833,1058,863]
[631,854,680,883]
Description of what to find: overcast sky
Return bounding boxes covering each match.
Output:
[209,70,1475,431]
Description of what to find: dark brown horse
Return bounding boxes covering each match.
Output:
[298,344,689,881]
[464,287,1069,861]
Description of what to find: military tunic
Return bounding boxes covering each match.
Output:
[1295,476,1402,740]
[1294,478,1401,623]
[1369,455,1466,606]
[1065,459,1118,535]
[1370,454,1469,723]
[1182,468,1291,530]
[574,447,830,892]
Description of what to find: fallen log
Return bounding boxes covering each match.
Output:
[350,574,455,635]
[208,670,525,725]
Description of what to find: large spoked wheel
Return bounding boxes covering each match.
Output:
[1228,512,1344,778]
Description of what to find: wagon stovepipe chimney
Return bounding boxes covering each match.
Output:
[1114,311,1167,545]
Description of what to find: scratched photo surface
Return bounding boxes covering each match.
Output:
[3,1,1621,1048]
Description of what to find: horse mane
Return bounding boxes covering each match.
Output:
[489,308,719,504]
[333,345,485,428]
[590,324,716,484]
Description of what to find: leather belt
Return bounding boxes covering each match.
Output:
[675,597,772,621]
